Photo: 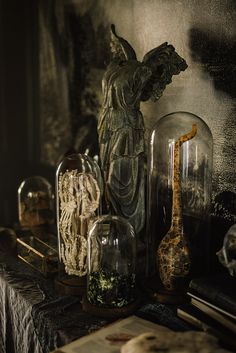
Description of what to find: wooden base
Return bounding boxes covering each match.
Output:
[141,275,189,304]
[82,295,142,319]
[54,276,86,296]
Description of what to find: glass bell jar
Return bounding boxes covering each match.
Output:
[55,153,102,295]
[86,215,137,316]
[146,112,213,292]
[18,176,54,229]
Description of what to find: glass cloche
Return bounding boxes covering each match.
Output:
[87,215,137,310]
[146,112,213,291]
[18,176,54,229]
[55,153,102,295]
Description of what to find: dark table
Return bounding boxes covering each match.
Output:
[0,250,190,353]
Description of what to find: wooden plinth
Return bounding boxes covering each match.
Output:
[141,275,189,304]
[54,276,86,297]
[82,295,142,319]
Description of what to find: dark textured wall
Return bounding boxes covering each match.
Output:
[36,0,236,228]
[0,0,47,226]
[82,1,235,214]
[40,0,236,225]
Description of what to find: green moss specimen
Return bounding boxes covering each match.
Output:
[88,270,135,308]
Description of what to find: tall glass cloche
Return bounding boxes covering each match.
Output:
[55,153,102,295]
[146,112,213,291]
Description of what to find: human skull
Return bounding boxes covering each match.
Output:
[217,223,236,276]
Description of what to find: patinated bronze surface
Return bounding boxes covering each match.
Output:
[98,24,187,234]
[157,124,197,291]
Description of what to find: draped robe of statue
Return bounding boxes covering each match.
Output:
[98,25,187,235]
[98,60,152,233]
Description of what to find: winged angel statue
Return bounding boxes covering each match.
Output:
[98,24,187,235]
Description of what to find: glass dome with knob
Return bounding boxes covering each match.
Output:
[146,112,213,299]
[55,153,102,295]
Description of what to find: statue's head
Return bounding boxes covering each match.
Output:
[110,37,124,60]
[110,24,137,61]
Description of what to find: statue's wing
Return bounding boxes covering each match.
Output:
[110,24,137,61]
[141,42,187,101]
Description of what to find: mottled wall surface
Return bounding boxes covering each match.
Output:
[40,0,236,221]
[39,2,72,165]
[39,1,103,165]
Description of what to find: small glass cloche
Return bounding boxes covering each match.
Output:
[85,215,138,316]
[18,176,54,229]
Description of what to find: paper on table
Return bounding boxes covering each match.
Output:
[50,316,170,353]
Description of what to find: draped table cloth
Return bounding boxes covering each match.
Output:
[0,250,189,353]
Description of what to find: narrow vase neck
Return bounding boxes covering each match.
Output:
[171,140,183,232]
[170,124,198,234]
